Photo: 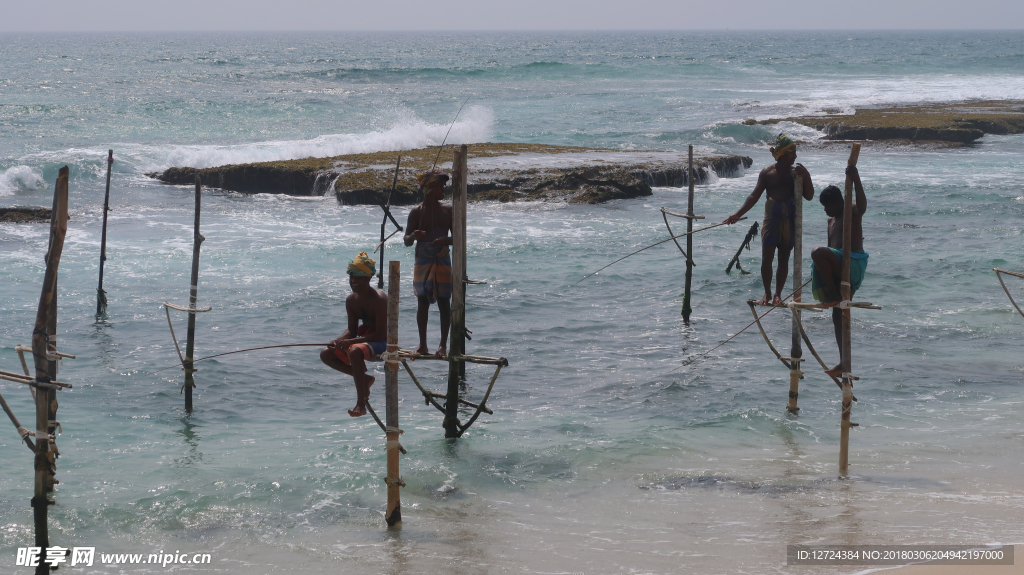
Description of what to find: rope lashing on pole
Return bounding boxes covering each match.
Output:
[364,402,407,455]
[660,278,811,376]
[576,219,744,285]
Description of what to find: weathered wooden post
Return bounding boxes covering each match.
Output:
[183,177,204,412]
[445,145,468,438]
[787,175,804,413]
[385,261,402,527]
[32,167,69,574]
[97,149,113,316]
[839,143,861,475]
[682,145,695,322]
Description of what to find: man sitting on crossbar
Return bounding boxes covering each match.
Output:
[320,251,388,417]
[811,166,869,378]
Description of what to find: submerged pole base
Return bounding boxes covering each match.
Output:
[385,505,401,528]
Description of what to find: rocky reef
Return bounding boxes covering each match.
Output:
[149,143,752,205]
[748,100,1024,146]
[0,207,52,223]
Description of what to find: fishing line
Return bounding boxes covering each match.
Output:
[660,278,813,377]
[151,343,330,375]
[576,219,744,285]
[430,97,471,172]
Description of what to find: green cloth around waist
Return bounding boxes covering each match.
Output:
[812,248,868,302]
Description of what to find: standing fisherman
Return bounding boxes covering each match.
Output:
[724,134,814,305]
[405,172,453,357]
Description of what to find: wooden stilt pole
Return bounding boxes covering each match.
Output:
[385,261,402,527]
[838,143,861,476]
[787,175,804,413]
[32,167,69,575]
[183,177,204,412]
[682,145,695,322]
[445,145,468,438]
[97,149,113,316]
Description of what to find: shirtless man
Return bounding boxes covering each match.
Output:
[319,251,388,417]
[810,166,868,377]
[724,134,814,306]
[404,171,453,357]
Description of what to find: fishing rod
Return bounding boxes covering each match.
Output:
[576,218,744,285]
[661,278,812,376]
[430,97,471,173]
[378,155,403,288]
[151,343,330,375]
[726,221,759,275]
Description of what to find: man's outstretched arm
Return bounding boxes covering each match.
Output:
[724,174,766,224]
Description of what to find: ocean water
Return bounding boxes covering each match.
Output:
[2,31,1024,574]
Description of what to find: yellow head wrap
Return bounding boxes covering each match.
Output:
[770,133,797,160]
[416,171,450,189]
[347,251,376,277]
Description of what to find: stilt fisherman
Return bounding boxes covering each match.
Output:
[724,133,815,305]
[404,171,454,357]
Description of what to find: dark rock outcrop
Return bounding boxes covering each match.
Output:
[0,207,52,223]
[750,100,1024,146]
[149,143,753,205]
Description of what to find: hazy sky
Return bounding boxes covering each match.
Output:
[4,0,1023,31]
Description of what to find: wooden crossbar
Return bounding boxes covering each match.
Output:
[164,301,213,313]
[660,207,705,220]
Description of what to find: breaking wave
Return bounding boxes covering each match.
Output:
[0,165,45,196]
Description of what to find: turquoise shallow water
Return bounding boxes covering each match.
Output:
[2,32,1024,574]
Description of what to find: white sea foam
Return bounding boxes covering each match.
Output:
[0,165,44,196]
[159,106,494,170]
[741,74,1024,120]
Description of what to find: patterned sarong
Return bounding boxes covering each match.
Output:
[413,244,452,304]
[812,249,869,302]
[762,197,796,250]
[333,324,386,364]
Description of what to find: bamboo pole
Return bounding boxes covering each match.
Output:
[97,149,113,316]
[458,145,468,379]
[839,143,861,476]
[445,146,468,438]
[31,166,68,574]
[787,175,804,413]
[183,177,204,412]
[385,261,402,527]
[682,145,695,322]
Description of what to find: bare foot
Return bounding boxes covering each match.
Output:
[434,344,447,359]
[415,344,429,355]
[756,294,771,306]
[348,405,367,417]
[824,365,842,378]
[772,295,784,306]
